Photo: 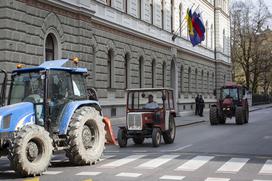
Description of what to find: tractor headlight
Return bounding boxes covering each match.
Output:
[0,115,11,129]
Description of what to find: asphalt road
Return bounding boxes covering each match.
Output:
[1,107,272,181]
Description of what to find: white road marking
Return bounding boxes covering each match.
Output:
[0,170,15,173]
[132,150,147,153]
[259,160,272,175]
[76,172,101,176]
[161,144,192,152]
[254,180,272,181]
[137,155,179,169]
[217,158,249,173]
[100,155,116,161]
[100,155,145,168]
[116,172,142,178]
[205,177,230,181]
[175,156,214,171]
[160,175,185,180]
[43,171,62,175]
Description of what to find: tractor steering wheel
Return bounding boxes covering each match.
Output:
[23,94,43,104]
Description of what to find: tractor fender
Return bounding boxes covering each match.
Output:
[58,100,102,135]
[0,102,35,133]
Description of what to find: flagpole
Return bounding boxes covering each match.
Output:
[172,3,195,41]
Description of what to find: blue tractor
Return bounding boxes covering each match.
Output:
[0,59,106,176]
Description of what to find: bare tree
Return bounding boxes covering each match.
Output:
[230,0,272,93]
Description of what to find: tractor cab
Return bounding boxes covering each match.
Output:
[6,59,89,133]
[0,69,7,107]
[118,88,176,147]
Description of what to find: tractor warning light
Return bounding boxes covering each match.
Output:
[16,64,24,69]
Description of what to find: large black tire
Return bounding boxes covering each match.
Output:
[133,137,144,145]
[117,128,127,147]
[9,125,53,177]
[152,128,161,147]
[210,107,219,125]
[163,115,176,144]
[244,106,249,124]
[235,107,244,125]
[66,107,105,165]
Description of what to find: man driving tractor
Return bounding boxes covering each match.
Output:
[143,94,159,109]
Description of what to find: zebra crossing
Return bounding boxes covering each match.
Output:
[46,153,272,180]
[2,153,272,181]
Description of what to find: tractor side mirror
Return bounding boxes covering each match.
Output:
[213,89,216,96]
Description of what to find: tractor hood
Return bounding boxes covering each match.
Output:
[222,98,233,107]
[0,102,35,133]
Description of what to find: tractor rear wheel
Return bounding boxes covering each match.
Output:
[66,106,105,165]
[163,115,176,144]
[244,106,249,124]
[117,128,127,147]
[9,125,53,177]
[235,107,244,125]
[152,128,161,147]
[133,137,144,144]
[210,107,219,125]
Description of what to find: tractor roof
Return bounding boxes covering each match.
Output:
[12,59,87,73]
[222,81,242,88]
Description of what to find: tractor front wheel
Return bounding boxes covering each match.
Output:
[235,107,244,125]
[244,106,249,124]
[163,115,176,144]
[66,107,105,165]
[117,128,128,147]
[152,128,161,147]
[9,125,53,177]
[210,107,219,125]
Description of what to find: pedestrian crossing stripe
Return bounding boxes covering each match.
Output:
[205,178,230,181]
[100,154,145,168]
[175,156,214,171]
[160,175,185,180]
[24,177,39,181]
[116,172,142,177]
[137,155,179,169]
[259,160,272,175]
[216,158,249,173]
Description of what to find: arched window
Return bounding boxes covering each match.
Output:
[201,70,204,93]
[106,0,111,6]
[161,0,164,29]
[139,56,144,88]
[162,62,166,87]
[212,72,215,90]
[179,3,183,36]
[107,49,114,88]
[171,0,174,32]
[207,72,210,92]
[205,21,209,47]
[195,69,198,92]
[223,29,226,53]
[210,24,213,49]
[124,53,130,89]
[150,0,153,24]
[152,59,156,88]
[180,65,184,93]
[188,67,191,92]
[45,34,56,61]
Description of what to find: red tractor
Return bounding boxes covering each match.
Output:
[210,82,249,125]
[117,88,176,147]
